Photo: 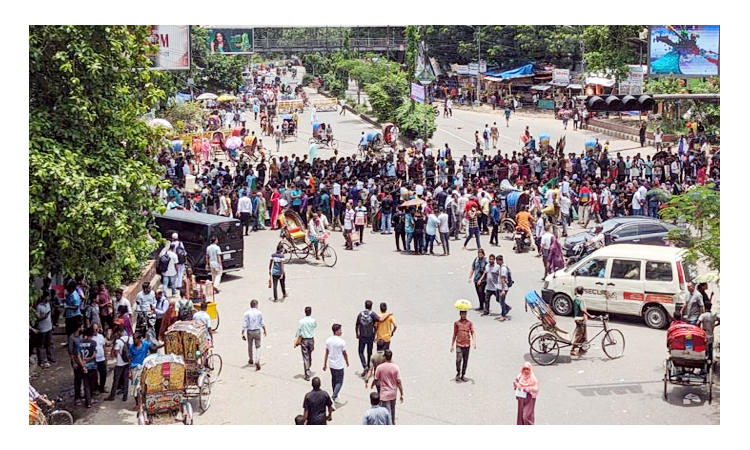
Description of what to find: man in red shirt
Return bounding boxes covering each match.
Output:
[577,181,593,227]
[373,350,404,424]
[451,310,477,382]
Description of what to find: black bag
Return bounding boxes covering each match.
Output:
[504,264,515,287]
[156,253,170,275]
[178,301,194,321]
[357,310,374,335]
[119,338,131,364]
[176,243,187,265]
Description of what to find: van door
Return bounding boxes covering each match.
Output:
[211,221,244,271]
[606,259,645,316]
[572,256,611,314]
[643,260,678,316]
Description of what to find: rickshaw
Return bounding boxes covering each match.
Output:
[525,290,625,366]
[500,189,530,234]
[309,122,339,149]
[164,320,223,412]
[281,114,297,141]
[192,281,220,331]
[279,210,337,267]
[136,354,194,425]
[663,322,713,404]
[383,123,398,148]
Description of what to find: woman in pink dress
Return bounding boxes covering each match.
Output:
[270,186,281,230]
[513,361,540,425]
[202,137,211,162]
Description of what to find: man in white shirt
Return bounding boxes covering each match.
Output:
[323,323,349,403]
[205,236,223,293]
[534,215,545,257]
[159,243,180,297]
[135,282,156,316]
[560,192,571,237]
[438,208,451,255]
[238,192,253,235]
[631,186,644,216]
[540,225,555,279]
[242,299,266,370]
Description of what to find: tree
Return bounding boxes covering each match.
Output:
[162,100,208,134]
[582,25,643,81]
[29,25,169,297]
[660,184,720,272]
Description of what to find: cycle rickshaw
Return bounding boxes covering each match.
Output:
[281,114,297,141]
[164,320,223,412]
[525,290,625,365]
[663,322,714,404]
[136,354,194,425]
[309,122,339,149]
[279,209,337,267]
[383,123,398,149]
[501,189,530,234]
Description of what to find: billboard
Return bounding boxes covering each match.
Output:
[648,25,719,76]
[410,83,426,103]
[552,68,570,85]
[206,28,253,54]
[149,25,190,70]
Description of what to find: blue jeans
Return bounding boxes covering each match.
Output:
[381,212,392,233]
[500,290,510,317]
[426,233,436,253]
[331,368,344,399]
[463,227,481,249]
[162,275,176,296]
[406,232,414,252]
[648,204,659,218]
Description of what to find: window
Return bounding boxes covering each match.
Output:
[639,223,667,235]
[577,258,608,278]
[614,225,639,237]
[612,259,641,280]
[646,261,673,281]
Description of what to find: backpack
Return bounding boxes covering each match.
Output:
[176,243,187,265]
[483,129,489,139]
[156,253,170,275]
[503,264,515,288]
[357,310,374,334]
[118,338,131,364]
[178,300,194,321]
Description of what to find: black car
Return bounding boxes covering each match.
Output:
[562,217,681,257]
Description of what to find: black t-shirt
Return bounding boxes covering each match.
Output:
[303,388,332,425]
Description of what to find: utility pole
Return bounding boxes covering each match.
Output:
[477,25,481,106]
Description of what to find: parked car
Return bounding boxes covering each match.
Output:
[562,217,681,257]
[542,244,698,329]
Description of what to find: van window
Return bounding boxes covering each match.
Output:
[213,221,243,242]
[682,261,699,282]
[611,259,641,280]
[646,261,673,281]
[577,258,607,278]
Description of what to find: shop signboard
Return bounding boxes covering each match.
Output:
[148,25,190,70]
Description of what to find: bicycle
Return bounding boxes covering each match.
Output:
[529,314,625,366]
[38,395,75,425]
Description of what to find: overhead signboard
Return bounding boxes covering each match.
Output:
[206,27,254,54]
[648,25,719,76]
[148,25,190,70]
[552,68,570,85]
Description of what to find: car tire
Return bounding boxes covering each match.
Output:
[551,293,573,316]
[644,305,669,329]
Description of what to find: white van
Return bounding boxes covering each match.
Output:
[541,244,698,329]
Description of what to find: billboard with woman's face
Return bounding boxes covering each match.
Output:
[649,25,719,76]
[206,28,253,54]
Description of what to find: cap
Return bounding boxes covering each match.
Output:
[171,233,179,239]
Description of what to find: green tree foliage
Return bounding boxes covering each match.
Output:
[582,25,643,80]
[365,72,408,122]
[162,101,208,134]
[660,184,720,272]
[395,101,436,141]
[29,25,169,296]
[645,76,720,138]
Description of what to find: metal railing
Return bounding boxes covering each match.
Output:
[253,38,405,51]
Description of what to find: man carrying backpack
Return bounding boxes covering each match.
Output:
[496,254,513,322]
[355,300,381,378]
[171,233,188,297]
[105,325,130,402]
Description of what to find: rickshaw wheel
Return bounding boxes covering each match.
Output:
[298,244,310,259]
[663,359,670,400]
[207,353,223,384]
[182,402,194,425]
[528,323,545,345]
[321,244,337,267]
[199,375,211,412]
[501,218,516,234]
[211,311,219,332]
[530,334,560,366]
[281,241,295,264]
[602,329,625,359]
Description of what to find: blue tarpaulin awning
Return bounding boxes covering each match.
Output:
[484,64,535,79]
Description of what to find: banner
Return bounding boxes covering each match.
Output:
[149,25,190,70]
[456,65,469,75]
[552,68,570,85]
[415,41,436,84]
[649,25,719,76]
[410,83,425,103]
[206,28,253,54]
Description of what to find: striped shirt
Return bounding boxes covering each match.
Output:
[242,308,265,331]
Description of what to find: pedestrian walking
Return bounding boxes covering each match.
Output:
[483,124,490,152]
[362,392,392,425]
[478,253,501,316]
[242,299,266,370]
[462,205,481,250]
[375,302,396,351]
[170,233,187,295]
[497,254,513,321]
[295,306,317,380]
[468,248,488,313]
[302,377,333,425]
[372,349,404,424]
[205,236,222,293]
[322,323,348,404]
[91,323,107,395]
[355,300,381,377]
[339,98,346,115]
[273,126,282,152]
[490,122,499,149]
[238,192,253,235]
[639,122,647,147]
[269,242,287,302]
[505,105,511,127]
[450,309,476,382]
[513,362,539,425]
[77,326,98,408]
[438,208,451,255]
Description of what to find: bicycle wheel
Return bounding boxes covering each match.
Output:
[207,353,223,384]
[297,243,310,259]
[281,241,294,263]
[321,244,337,267]
[331,139,339,150]
[211,310,219,332]
[528,323,545,345]
[199,375,211,412]
[602,329,625,359]
[48,409,75,425]
[530,334,560,366]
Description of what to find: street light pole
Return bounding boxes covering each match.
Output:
[477,26,481,106]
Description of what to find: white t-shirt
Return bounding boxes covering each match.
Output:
[631,190,642,210]
[206,243,222,269]
[117,297,132,316]
[238,196,253,213]
[161,250,179,277]
[500,264,510,290]
[114,337,129,367]
[325,335,347,370]
[93,333,107,362]
[438,213,450,233]
[541,232,554,250]
[333,182,341,197]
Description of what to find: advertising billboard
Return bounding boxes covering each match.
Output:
[149,25,190,70]
[206,28,253,54]
[410,83,426,103]
[648,25,719,76]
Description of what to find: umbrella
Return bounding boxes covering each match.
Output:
[399,198,426,208]
[196,93,218,100]
[694,271,720,284]
[148,118,173,129]
[225,136,243,150]
[217,94,237,103]
[454,299,472,311]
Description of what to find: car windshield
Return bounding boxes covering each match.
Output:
[589,220,618,234]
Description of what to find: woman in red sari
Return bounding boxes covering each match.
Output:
[513,361,540,425]
[270,185,281,230]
